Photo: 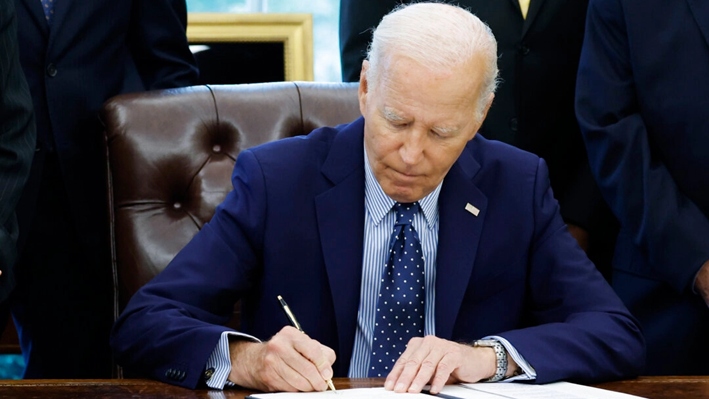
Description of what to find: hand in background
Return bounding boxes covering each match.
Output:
[227,326,335,392]
[567,224,590,252]
[694,260,709,307]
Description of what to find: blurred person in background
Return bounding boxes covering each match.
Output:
[10,0,198,378]
[0,0,36,331]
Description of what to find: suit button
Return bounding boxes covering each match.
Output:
[46,63,58,77]
[518,44,530,56]
[509,117,518,132]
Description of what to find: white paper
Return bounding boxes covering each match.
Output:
[247,387,431,399]
[455,382,647,399]
[246,382,647,399]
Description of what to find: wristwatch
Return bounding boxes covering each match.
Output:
[473,339,508,382]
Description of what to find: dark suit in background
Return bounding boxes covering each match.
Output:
[0,0,35,306]
[12,0,198,378]
[340,0,617,279]
[576,0,709,374]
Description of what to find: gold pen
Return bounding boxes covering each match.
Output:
[277,295,338,393]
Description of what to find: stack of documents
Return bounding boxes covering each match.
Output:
[246,382,647,399]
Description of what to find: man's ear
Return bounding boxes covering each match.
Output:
[480,92,494,121]
[468,93,495,141]
[358,60,370,116]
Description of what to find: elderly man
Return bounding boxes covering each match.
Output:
[111,3,644,393]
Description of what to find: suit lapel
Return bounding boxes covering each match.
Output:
[686,0,709,48]
[522,0,548,37]
[20,0,49,37]
[315,118,366,374]
[45,0,77,48]
[434,142,487,339]
[47,0,73,38]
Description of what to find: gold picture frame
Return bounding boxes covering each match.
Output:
[187,13,314,81]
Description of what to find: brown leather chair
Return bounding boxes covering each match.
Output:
[101,82,361,349]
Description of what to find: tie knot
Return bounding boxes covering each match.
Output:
[394,202,419,226]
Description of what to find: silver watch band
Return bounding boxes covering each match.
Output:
[473,339,508,382]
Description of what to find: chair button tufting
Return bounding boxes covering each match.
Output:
[212,144,221,153]
[173,202,182,209]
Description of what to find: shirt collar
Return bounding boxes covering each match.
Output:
[364,148,441,229]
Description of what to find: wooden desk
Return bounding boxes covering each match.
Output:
[0,377,707,399]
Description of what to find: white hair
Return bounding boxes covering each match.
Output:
[365,2,499,120]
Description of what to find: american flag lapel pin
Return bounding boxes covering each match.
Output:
[465,203,480,216]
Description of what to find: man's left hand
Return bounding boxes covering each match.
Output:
[384,336,516,394]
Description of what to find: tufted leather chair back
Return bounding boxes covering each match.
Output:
[102,82,361,326]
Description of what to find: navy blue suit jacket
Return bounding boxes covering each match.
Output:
[14,0,199,250]
[576,0,709,374]
[12,0,198,378]
[112,118,644,388]
[0,0,35,302]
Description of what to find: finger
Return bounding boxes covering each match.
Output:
[391,337,437,393]
[266,329,328,391]
[258,337,313,391]
[427,352,458,394]
[385,337,423,390]
[318,345,336,380]
[275,354,326,392]
[287,334,332,390]
[405,340,449,393]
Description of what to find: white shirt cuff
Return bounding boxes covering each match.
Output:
[204,331,261,389]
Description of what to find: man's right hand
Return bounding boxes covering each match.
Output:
[227,326,336,392]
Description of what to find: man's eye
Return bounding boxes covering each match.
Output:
[430,130,446,138]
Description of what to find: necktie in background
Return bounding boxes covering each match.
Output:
[41,0,56,25]
[369,202,426,377]
[519,0,530,19]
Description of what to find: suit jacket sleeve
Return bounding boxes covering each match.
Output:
[339,0,401,82]
[499,158,645,382]
[575,0,709,293]
[111,149,267,389]
[127,0,199,89]
[0,0,36,302]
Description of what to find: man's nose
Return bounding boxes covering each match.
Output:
[399,130,426,165]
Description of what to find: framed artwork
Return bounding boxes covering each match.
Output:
[187,13,314,84]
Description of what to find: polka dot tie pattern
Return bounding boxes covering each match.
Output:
[41,0,56,25]
[368,202,425,377]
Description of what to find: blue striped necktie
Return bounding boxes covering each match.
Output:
[368,202,426,377]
